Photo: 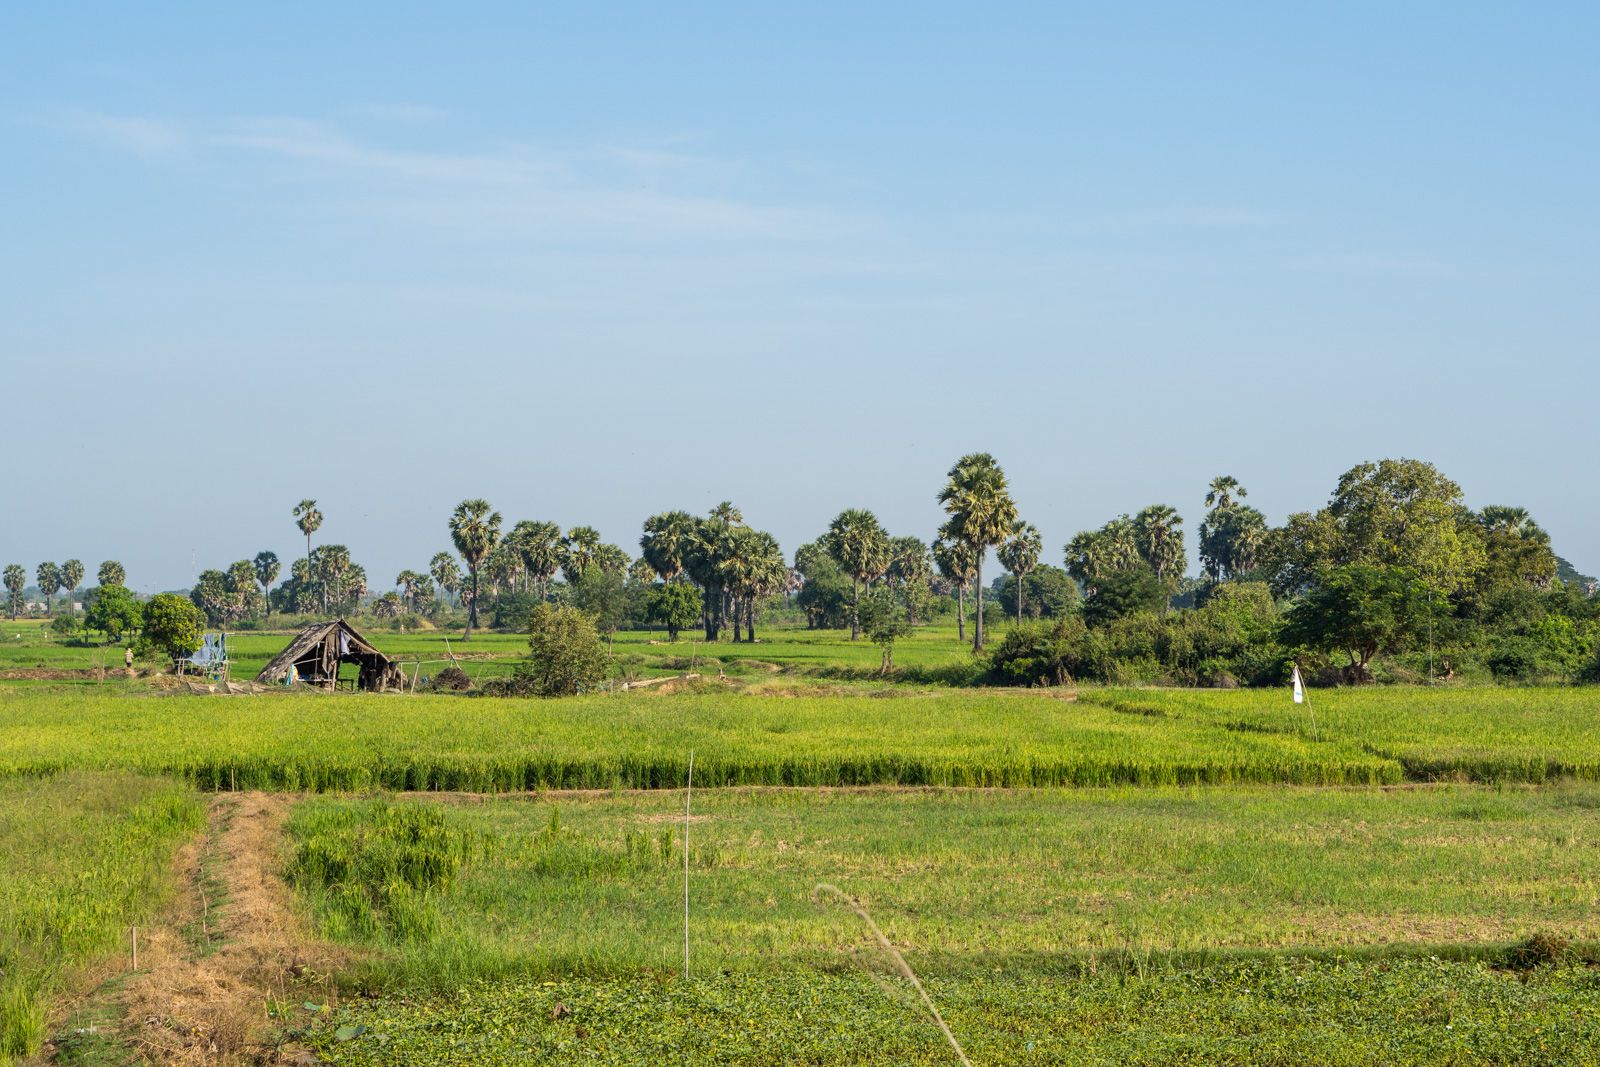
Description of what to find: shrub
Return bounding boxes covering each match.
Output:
[427,666,473,692]
[526,603,609,696]
[987,617,1091,687]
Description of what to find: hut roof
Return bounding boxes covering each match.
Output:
[254,618,392,684]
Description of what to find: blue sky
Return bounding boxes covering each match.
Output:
[4,4,1597,591]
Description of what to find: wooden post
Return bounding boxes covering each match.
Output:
[131,926,137,970]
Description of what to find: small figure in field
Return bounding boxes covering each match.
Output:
[124,646,134,670]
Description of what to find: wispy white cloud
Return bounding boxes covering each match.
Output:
[45,109,848,240]
[44,108,186,156]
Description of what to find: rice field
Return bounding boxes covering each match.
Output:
[1084,687,1600,782]
[0,687,1399,791]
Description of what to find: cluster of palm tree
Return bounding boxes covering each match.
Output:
[639,503,787,642]
[436,501,640,638]
[2,559,121,619]
[1065,505,1188,595]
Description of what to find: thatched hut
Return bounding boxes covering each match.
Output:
[255,619,404,692]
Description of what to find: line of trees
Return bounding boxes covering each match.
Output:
[11,454,1596,685]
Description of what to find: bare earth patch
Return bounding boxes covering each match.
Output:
[112,793,349,1065]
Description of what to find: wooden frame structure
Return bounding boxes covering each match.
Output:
[254,618,404,692]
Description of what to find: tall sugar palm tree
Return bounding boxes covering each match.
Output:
[395,569,424,611]
[937,453,1018,650]
[932,533,976,643]
[429,552,460,605]
[640,510,697,583]
[60,560,84,610]
[1134,504,1187,585]
[449,499,502,639]
[253,551,280,621]
[1205,475,1245,511]
[35,562,60,616]
[561,526,603,584]
[293,499,323,595]
[97,560,125,587]
[997,520,1042,622]
[4,564,26,619]
[823,508,890,641]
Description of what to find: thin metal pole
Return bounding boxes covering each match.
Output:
[684,750,693,980]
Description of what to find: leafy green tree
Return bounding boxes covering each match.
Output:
[997,521,1042,622]
[97,560,125,587]
[51,611,81,640]
[932,534,977,643]
[1133,505,1186,589]
[135,592,206,668]
[1282,564,1427,681]
[450,499,502,639]
[429,552,461,606]
[823,508,890,641]
[858,585,910,674]
[640,510,697,583]
[647,581,703,641]
[3,565,25,619]
[526,603,609,696]
[938,453,1019,651]
[1083,565,1166,628]
[293,498,323,598]
[253,551,280,621]
[995,564,1080,620]
[572,565,629,643]
[85,584,142,642]
[60,559,84,607]
[793,542,853,630]
[1273,459,1485,598]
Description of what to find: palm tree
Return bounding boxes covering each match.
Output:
[35,562,60,616]
[449,499,502,639]
[1134,504,1186,585]
[60,560,84,611]
[253,551,280,621]
[932,534,976,643]
[1205,476,1246,511]
[887,536,932,625]
[824,509,890,641]
[561,526,603,584]
[97,560,125,587]
[311,544,352,613]
[709,501,743,525]
[395,569,424,611]
[937,453,1018,650]
[4,565,25,619]
[429,552,461,606]
[997,520,1042,622]
[293,499,323,598]
[1479,505,1550,543]
[640,510,697,582]
[514,521,564,599]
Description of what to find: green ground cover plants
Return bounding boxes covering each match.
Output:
[0,772,203,1063]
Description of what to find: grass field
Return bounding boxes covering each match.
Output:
[285,785,1600,1063]
[0,773,202,1063]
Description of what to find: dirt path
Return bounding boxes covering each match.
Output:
[104,793,347,1064]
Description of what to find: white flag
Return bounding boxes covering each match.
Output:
[1291,664,1304,704]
